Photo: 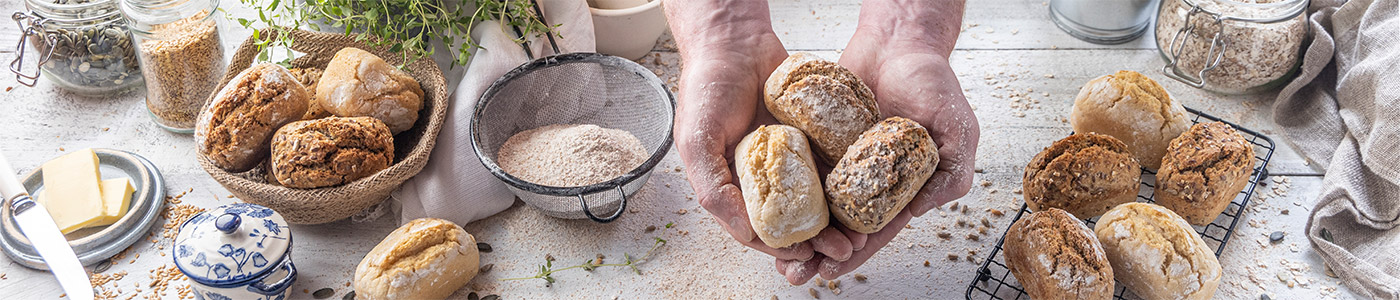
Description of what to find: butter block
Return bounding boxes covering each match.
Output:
[95,178,134,226]
[38,149,105,234]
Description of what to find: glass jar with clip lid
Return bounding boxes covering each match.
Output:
[10,0,143,94]
[1155,0,1309,94]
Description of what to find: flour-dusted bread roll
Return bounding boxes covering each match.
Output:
[317,47,425,133]
[1094,203,1221,300]
[271,117,394,188]
[735,125,828,248]
[826,117,937,233]
[1154,122,1255,225]
[354,218,480,300]
[1024,133,1141,218]
[195,63,310,172]
[763,52,880,164]
[1003,208,1114,300]
[1070,70,1191,170]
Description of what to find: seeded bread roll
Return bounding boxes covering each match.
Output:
[195,63,310,172]
[763,52,880,164]
[1003,208,1114,300]
[1154,122,1255,225]
[1094,203,1221,300]
[318,47,425,133]
[287,67,330,120]
[1024,133,1141,218]
[826,117,937,233]
[354,218,479,300]
[735,125,828,248]
[271,117,394,188]
[1070,71,1191,170]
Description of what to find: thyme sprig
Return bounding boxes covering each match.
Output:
[501,222,674,286]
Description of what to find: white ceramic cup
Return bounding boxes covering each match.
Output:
[589,0,666,61]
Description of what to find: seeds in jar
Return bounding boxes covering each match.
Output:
[1156,0,1306,93]
[496,124,648,187]
[34,23,140,90]
[137,10,225,130]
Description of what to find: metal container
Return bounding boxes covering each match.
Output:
[173,203,296,300]
[1155,0,1308,94]
[11,0,143,94]
[120,0,227,133]
[1049,0,1158,44]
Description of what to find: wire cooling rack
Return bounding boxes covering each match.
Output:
[965,107,1277,300]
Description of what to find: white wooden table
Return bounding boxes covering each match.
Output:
[0,0,1359,299]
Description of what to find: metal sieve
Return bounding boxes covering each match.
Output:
[471,52,675,223]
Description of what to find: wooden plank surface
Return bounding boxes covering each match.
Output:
[0,0,1348,298]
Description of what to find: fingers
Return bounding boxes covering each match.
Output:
[776,255,823,285]
[837,225,869,252]
[691,181,817,261]
[817,210,914,279]
[808,226,853,262]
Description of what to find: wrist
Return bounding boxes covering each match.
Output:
[663,0,780,60]
[854,0,965,57]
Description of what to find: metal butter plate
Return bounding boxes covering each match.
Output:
[0,148,166,270]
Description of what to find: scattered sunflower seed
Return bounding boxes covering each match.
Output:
[1270,231,1285,243]
[477,242,493,253]
[313,288,334,299]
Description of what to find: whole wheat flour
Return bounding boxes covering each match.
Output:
[497,124,647,188]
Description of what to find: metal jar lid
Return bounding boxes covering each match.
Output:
[172,203,291,287]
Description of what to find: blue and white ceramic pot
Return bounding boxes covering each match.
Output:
[172,203,295,300]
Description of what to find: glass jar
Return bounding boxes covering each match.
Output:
[1049,0,1158,44]
[1155,0,1309,94]
[11,0,143,94]
[120,0,226,133]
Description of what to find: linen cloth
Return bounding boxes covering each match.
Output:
[1272,0,1400,298]
[392,0,597,225]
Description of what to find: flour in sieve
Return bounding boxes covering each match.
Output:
[497,124,648,187]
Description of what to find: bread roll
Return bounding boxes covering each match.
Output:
[734,125,828,248]
[1024,133,1140,218]
[287,67,330,120]
[1154,122,1255,225]
[763,52,880,164]
[195,63,310,172]
[827,117,937,233]
[317,47,425,133]
[1070,71,1191,170]
[1094,203,1221,300]
[354,218,479,300]
[1003,208,1114,300]
[271,117,394,188]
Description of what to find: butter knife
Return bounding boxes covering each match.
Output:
[0,154,94,300]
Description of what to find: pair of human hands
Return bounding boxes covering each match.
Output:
[664,0,976,284]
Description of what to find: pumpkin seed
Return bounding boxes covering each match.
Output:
[313,288,334,299]
[481,295,500,300]
[94,259,112,273]
[1269,231,1285,243]
[477,242,493,253]
[342,291,355,300]
[467,292,479,300]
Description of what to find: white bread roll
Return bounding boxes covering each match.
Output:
[735,125,828,248]
[1070,70,1191,170]
[354,218,480,300]
[1094,203,1221,300]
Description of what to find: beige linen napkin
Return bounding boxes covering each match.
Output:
[392,0,596,225]
[1273,0,1400,298]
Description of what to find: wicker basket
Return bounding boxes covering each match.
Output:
[197,29,448,224]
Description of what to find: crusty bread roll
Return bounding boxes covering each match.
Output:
[195,63,310,172]
[318,47,425,133]
[826,117,937,233]
[734,125,828,248]
[1003,208,1114,300]
[271,117,394,188]
[354,218,479,300]
[1155,122,1255,225]
[1024,133,1141,218]
[1094,203,1221,300]
[763,52,880,164]
[1070,70,1191,170]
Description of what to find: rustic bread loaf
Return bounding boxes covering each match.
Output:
[1154,122,1255,225]
[763,52,880,164]
[317,47,424,133]
[1024,133,1141,218]
[735,125,828,248]
[195,63,310,172]
[271,117,394,188]
[1094,203,1221,300]
[826,117,937,233]
[1070,70,1191,170]
[287,67,330,120]
[1003,208,1114,300]
[354,218,479,300]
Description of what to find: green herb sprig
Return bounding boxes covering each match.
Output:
[233,0,558,68]
[501,222,675,286]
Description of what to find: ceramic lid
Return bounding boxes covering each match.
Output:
[172,203,291,286]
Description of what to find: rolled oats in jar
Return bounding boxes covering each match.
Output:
[120,0,226,133]
[1156,0,1308,94]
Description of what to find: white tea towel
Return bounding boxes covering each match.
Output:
[393,0,596,225]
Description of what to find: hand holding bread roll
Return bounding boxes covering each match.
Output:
[1155,122,1255,225]
[1003,208,1114,300]
[735,125,829,248]
[826,117,938,233]
[763,52,881,164]
[354,218,480,300]
[1094,203,1221,300]
[1070,71,1191,170]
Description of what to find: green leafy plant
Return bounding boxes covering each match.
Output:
[233,0,558,68]
[501,222,675,286]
